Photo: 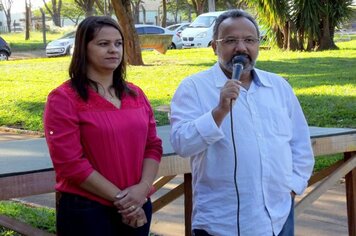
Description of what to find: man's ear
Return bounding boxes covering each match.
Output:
[212,40,217,55]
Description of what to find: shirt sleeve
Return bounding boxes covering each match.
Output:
[44,88,94,185]
[170,79,225,158]
[288,87,315,195]
[141,89,163,162]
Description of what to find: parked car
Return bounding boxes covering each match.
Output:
[0,36,11,61]
[135,24,176,49]
[166,23,191,49]
[181,11,226,48]
[46,31,75,57]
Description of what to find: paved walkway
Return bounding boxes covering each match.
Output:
[0,130,349,236]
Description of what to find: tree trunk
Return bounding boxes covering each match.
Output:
[132,1,140,24]
[191,0,206,15]
[297,28,304,51]
[161,0,167,27]
[275,27,283,49]
[43,0,62,27]
[288,21,298,51]
[283,23,288,50]
[306,39,312,51]
[317,16,337,50]
[111,0,144,65]
[53,12,61,26]
[328,20,338,49]
[174,0,178,23]
[25,0,30,40]
[5,9,11,33]
[196,1,205,15]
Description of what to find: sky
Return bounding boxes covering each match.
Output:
[11,0,45,13]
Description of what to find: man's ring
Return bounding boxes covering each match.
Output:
[130,205,136,211]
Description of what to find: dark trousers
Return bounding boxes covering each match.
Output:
[193,197,295,236]
[56,192,152,236]
[276,197,295,236]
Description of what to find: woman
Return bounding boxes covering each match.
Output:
[44,16,162,236]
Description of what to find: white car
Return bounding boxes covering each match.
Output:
[46,31,75,57]
[181,11,226,48]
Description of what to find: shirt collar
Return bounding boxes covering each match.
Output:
[252,69,273,87]
[213,63,273,88]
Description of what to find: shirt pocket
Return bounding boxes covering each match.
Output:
[260,105,292,137]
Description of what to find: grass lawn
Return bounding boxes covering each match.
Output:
[0,40,355,130]
[0,34,355,235]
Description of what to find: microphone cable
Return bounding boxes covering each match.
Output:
[230,99,240,236]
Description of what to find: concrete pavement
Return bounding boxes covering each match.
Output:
[0,130,349,236]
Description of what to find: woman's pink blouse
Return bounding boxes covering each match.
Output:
[44,81,162,206]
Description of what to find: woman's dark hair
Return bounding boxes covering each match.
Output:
[213,10,260,40]
[69,16,136,101]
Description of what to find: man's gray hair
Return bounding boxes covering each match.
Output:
[213,9,260,40]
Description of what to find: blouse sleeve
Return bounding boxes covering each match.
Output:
[43,88,94,185]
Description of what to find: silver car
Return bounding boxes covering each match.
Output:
[46,31,75,57]
[166,23,191,49]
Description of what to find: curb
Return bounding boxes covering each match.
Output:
[0,126,44,137]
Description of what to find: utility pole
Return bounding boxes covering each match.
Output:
[208,0,215,12]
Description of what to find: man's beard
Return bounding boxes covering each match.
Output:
[219,57,256,74]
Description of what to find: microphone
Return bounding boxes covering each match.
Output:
[231,55,248,81]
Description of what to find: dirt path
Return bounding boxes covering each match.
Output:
[10,50,46,60]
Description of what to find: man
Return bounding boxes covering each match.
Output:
[170,10,314,236]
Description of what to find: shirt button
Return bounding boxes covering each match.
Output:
[49,131,54,135]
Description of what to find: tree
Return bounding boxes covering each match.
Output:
[75,0,95,17]
[167,0,193,23]
[190,0,206,15]
[248,0,353,51]
[111,0,143,65]
[0,0,13,33]
[215,0,246,10]
[130,0,143,24]
[61,0,85,25]
[95,0,114,16]
[316,0,352,50]
[43,0,62,27]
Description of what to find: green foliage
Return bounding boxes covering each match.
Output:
[0,227,20,236]
[61,0,85,25]
[314,154,344,172]
[0,201,56,234]
[167,0,195,22]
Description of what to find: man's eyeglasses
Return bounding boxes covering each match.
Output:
[215,37,260,46]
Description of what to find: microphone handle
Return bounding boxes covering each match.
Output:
[232,63,243,81]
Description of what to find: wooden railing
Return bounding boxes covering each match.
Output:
[0,126,355,236]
